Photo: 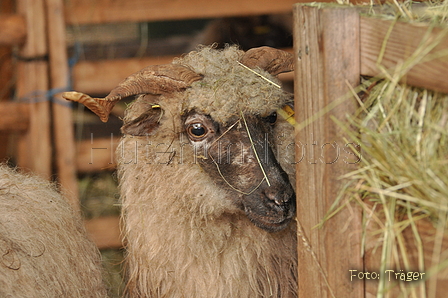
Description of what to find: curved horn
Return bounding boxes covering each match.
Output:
[239,46,294,76]
[63,64,202,122]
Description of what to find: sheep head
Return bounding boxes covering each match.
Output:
[63,46,296,232]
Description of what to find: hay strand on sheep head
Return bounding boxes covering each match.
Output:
[236,61,281,89]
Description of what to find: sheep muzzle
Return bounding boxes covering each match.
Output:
[244,184,295,232]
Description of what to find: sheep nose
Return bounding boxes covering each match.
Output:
[264,186,293,206]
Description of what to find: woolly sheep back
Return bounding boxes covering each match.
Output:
[0,165,108,298]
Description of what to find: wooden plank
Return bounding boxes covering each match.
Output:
[293,5,362,298]
[0,0,15,160]
[0,14,26,46]
[0,102,29,131]
[65,0,309,25]
[73,56,176,94]
[76,137,118,173]
[360,16,448,94]
[16,0,52,178]
[46,0,79,210]
[85,216,122,249]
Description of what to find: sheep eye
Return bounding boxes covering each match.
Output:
[187,123,207,139]
[265,112,277,125]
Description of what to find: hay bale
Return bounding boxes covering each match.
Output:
[0,164,108,297]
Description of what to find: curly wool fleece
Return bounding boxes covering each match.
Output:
[0,165,108,297]
[173,45,291,123]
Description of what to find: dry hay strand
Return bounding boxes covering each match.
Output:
[338,76,448,295]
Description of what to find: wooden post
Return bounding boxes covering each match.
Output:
[0,103,29,131]
[45,0,79,210]
[0,14,26,46]
[0,0,15,160]
[16,0,52,178]
[293,4,362,297]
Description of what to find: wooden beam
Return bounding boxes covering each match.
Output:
[46,0,79,210]
[72,56,176,94]
[65,0,306,25]
[85,216,122,249]
[293,4,362,297]
[0,14,26,46]
[70,17,448,96]
[0,102,29,131]
[16,0,52,178]
[360,16,448,94]
[0,0,15,160]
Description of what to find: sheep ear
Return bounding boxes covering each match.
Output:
[121,106,162,136]
[239,46,294,76]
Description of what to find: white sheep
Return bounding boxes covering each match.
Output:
[0,165,108,297]
[64,45,297,298]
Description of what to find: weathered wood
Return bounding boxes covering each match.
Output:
[65,0,305,25]
[16,0,52,178]
[85,216,122,249]
[0,0,16,160]
[293,5,362,298]
[360,16,448,94]
[76,137,118,173]
[70,17,448,96]
[46,0,79,209]
[0,102,29,131]
[0,14,26,46]
[72,56,176,94]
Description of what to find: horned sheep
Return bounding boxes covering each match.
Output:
[0,165,108,297]
[64,45,298,298]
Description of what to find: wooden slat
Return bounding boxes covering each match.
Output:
[71,17,448,96]
[16,0,52,177]
[73,56,176,94]
[293,5,362,298]
[46,0,79,209]
[0,102,29,131]
[85,216,122,249]
[0,14,26,46]
[76,137,118,173]
[360,16,448,94]
[70,17,448,96]
[64,0,311,25]
[0,0,15,160]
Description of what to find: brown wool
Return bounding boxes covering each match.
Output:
[0,165,108,298]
